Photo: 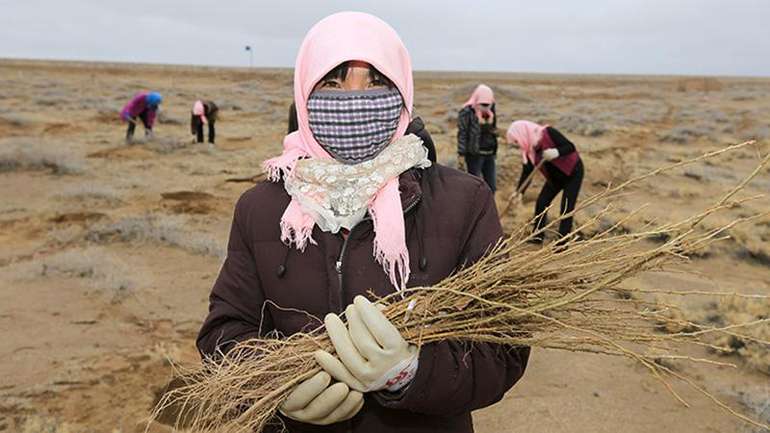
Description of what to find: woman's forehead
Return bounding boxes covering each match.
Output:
[347,60,371,69]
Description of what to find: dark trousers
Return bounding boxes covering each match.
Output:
[192,116,216,144]
[126,111,151,141]
[533,160,584,240]
[464,154,496,192]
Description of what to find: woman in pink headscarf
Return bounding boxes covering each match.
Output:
[506,120,584,244]
[457,84,498,192]
[197,12,529,433]
[190,99,219,144]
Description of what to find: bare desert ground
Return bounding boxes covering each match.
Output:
[0,59,768,433]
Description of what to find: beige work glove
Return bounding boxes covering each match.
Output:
[279,371,364,425]
[542,148,560,161]
[315,296,419,393]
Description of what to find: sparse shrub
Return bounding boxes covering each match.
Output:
[34,90,70,107]
[737,387,770,431]
[18,414,75,433]
[146,136,189,154]
[730,92,756,101]
[706,296,770,375]
[86,214,225,259]
[56,184,122,205]
[557,114,607,137]
[616,100,668,125]
[660,296,770,375]
[744,126,770,142]
[494,85,532,102]
[659,125,706,144]
[0,113,36,127]
[217,100,243,111]
[47,225,85,245]
[158,111,184,125]
[0,138,85,174]
[12,247,138,303]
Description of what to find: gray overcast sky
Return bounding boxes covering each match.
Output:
[1,0,769,76]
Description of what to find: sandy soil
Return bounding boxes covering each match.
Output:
[0,59,768,433]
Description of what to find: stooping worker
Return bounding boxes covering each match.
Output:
[121,91,162,144]
[457,84,498,192]
[191,99,219,144]
[506,120,584,244]
[196,11,530,433]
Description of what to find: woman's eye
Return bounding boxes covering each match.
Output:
[368,78,387,88]
[321,80,341,88]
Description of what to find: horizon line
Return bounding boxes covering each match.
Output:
[1,56,768,81]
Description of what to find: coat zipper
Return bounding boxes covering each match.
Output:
[335,223,358,310]
[334,223,359,433]
[333,193,420,433]
[335,195,421,307]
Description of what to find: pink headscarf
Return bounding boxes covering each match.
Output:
[506,120,546,165]
[463,84,495,108]
[192,100,207,124]
[263,11,414,290]
[463,84,495,121]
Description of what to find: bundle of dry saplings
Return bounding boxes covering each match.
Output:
[152,141,770,433]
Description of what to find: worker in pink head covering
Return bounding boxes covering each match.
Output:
[457,84,498,192]
[506,120,584,245]
[197,11,529,432]
[190,100,219,144]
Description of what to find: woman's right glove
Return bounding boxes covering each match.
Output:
[279,371,364,425]
[315,296,419,393]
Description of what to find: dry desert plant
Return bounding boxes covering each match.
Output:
[12,247,137,303]
[56,183,123,205]
[86,214,225,259]
[0,138,85,175]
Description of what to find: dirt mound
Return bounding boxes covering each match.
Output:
[87,145,155,160]
[43,122,86,136]
[91,108,122,124]
[161,191,214,201]
[161,190,217,214]
[49,211,107,225]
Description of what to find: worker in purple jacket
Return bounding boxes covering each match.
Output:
[121,91,162,143]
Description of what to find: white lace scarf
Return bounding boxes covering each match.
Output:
[284,134,431,234]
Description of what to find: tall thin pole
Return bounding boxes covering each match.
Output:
[245,45,253,68]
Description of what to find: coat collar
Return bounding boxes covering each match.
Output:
[398,168,423,214]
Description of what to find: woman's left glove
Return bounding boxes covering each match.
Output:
[279,372,364,425]
[315,296,419,393]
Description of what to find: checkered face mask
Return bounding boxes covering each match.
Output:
[307,87,404,164]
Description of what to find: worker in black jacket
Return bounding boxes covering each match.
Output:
[457,84,498,192]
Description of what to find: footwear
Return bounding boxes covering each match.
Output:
[526,236,544,245]
[553,232,583,252]
[553,241,569,253]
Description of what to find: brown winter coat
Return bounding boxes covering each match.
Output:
[197,153,531,432]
